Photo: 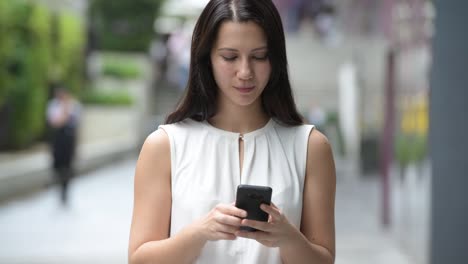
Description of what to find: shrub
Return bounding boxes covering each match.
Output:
[52,11,86,95]
[394,133,428,167]
[88,0,165,51]
[0,0,86,149]
[0,0,13,107]
[325,111,345,156]
[81,89,134,106]
[4,1,52,148]
[102,60,142,79]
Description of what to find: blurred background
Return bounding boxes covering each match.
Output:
[0,0,466,263]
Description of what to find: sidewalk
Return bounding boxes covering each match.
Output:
[0,105,142,202]
[335,175,413,264]
[0,155,415,264]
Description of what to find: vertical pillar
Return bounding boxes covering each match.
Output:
[380,48,395,227]
[430,1,468,263]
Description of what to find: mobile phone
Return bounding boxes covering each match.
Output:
[235,184,272,232]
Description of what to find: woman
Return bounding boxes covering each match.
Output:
[46,87,81,205]
[128,0,336,263]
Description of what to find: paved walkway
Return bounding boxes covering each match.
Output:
[0,156,414,264]
[335,176,413,264]
[0,157,135,264]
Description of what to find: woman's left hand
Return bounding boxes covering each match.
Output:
[235,203,300,248]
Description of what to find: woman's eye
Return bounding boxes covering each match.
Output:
[222,56,237,61]
[252,55,268,61]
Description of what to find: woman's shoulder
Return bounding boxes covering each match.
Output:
[306,128,333,162]
[307,128,330,148]
[143,129,171,156]
[156,118,206,143]
[272,120,315,138]
[135,128,171,193]
[159,118,203,131]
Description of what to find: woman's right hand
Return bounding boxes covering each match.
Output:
[193,203,247,241]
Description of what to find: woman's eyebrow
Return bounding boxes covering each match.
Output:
[217,46,268,52]
[217,48,238,52]
[251,46,268,52]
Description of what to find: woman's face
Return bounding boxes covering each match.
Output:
[210,21,271,109]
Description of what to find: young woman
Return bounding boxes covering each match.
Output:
[128,0,336,263]
[46,86,81,205]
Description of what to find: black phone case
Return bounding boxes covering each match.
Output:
[235,184,272,232]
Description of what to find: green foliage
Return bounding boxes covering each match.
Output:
[0,0,30,108]
[53,12,86,95]
[89,0,165,51]
[0,0,12,107]
[395,135,411,168]
[0,0,86,149]
[26,4,52,143]
[81,89,134,106]
[102,58,142,79]
[325,111,346,156]
[394,133,428,167]
[1,1,52,148]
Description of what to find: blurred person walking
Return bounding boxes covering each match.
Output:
[287,0,305,33]
[46,86,81,205]
[313,2,339,46]
[167,22,192,91]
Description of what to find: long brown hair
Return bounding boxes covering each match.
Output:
[165,0,303,126]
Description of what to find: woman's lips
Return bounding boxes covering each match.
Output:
[235,86,255,93]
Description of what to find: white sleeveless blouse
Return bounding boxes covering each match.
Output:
[159,118,314,264]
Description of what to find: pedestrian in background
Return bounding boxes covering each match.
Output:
[129,0,336,263]
[46,86,81,205]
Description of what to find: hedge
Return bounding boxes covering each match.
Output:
[88,0,165,51]
[0,0,86,149]
[3,1,51,148]
[81,90,134,106]
[101,56,142,79]
[52,11,86,95]
[395,133,427,168]
[0,0,12,107]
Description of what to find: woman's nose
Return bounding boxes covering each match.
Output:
[237,60,253,80]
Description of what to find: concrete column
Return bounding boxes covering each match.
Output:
[338,62,360,176]
[430,1,468,263]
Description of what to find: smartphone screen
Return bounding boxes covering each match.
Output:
[235,184,272,232]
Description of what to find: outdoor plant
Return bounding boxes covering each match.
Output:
[81,89,134,106]
[0,0,86,149]
[0,0,12,108]
[395,93,429,181]
[394,133,427,182]
[52,11,86,95]
[5,2,51,148]
[101,59,142,79]
[88,0,166,51]
[325,111,346,156]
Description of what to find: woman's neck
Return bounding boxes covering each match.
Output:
[209,101,269,134]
